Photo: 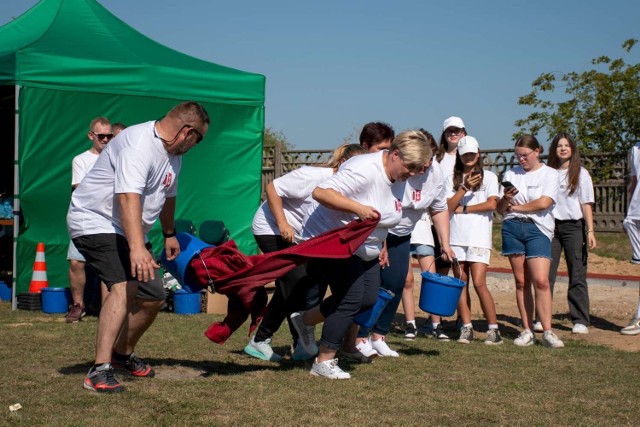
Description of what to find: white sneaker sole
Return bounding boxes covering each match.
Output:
[310,370,350,379]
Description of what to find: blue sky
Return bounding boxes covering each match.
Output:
[3,0,639,150]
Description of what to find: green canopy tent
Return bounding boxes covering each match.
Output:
[0,0,265,306]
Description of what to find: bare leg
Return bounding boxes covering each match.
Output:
[455,262,472,324]
[343,324,360,352]
[68,259,86,306]
[317,345,337,363]
[469,262,498,325]
[527,257,553,331]
[95,281,138,364]
[114,298,164,355]
[401,258,416,322]
[508,255,533,330]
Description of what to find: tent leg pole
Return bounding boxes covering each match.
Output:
[11,85,20,311]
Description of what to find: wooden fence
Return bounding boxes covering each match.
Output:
[262,144,630,232]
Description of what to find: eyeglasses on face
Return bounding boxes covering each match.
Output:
[515,151,534,159]
[187,127,204,144]
[91,131,114,141]
[445,128,464,136]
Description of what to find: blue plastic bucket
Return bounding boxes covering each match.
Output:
[354,288,395,328]
[162,233,213,293]
[0,281,11,302]
[173,289,202,315]
[41,287,71,314]
[419,271,465,316]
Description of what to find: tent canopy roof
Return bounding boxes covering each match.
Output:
[0,0,265,105]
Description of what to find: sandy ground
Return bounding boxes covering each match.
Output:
[406,251,640,352]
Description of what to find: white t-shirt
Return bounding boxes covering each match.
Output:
[553,167,595,220]
[71,150,99,186]
[67,121,180,238]
[410,211,434,246]
[437,152,457,180]
[391,162,447,237]
[446,170,499,249]
[252,166,333,242]
[627,143,640,220]
[302,150,403,261]
[501,164,559,240]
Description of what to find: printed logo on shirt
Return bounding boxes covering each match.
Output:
[162,172,173,188]
[412,190,421,202]
[395,199,402,212]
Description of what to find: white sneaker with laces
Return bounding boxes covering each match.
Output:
[371,336,399,357]
[542,330,565,348]
[310,358,350,379]
[355,337,379,357]
[513,330,536,347]
[532,321,544,333]
[290,312,318,356]
[571,323,589,334]
[620,318,640,335]
[243,337,284,362]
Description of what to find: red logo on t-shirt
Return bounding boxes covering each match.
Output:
[413,190,421,202]
[395,199,402,212]
[162,172,173,188]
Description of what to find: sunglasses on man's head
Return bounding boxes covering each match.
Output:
[91,131,114,140]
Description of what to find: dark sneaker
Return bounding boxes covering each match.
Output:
[484,329,504,346]
[65,303,86,323]
[432,324,450,341]
[83,363,124,393]
[112,352,156,378]
[338,349,373,364]
[404,322,417,340]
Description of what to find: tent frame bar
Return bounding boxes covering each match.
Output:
[11,85,20,310]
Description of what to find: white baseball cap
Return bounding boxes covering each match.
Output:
[457,136,479,155]
[443,116,465,131]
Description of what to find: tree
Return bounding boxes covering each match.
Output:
[515,39,640,155]
[263,127,294,150]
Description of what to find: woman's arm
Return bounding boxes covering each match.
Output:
[509,196,554,214]
[581,202,597,249]
[312,187,379,220]
[266,182,295,242]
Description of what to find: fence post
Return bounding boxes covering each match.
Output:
[274,141,283,178]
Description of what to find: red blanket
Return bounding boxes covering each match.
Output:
[190,216,380,344]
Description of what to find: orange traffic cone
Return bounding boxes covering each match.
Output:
[29,242,48,293]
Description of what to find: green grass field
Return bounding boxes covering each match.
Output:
[1,303,639,426]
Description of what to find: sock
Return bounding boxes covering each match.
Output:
[406,320,416,327]
[463,323,472,328]
[635,298,640,319]
[488,324,498,330]
[432,322,440,329]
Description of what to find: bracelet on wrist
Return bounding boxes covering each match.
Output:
[463,205,468,214]
[162,230,176,238]
[460,184,469,192]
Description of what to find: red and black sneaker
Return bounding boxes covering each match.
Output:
[83,363,124,393]
[112,352,156,378]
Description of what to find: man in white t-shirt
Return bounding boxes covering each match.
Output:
[622,142,640,335]
[65,117,113,323]
[67,102,209,393]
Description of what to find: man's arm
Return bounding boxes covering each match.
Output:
[159,197,180,261]
[118,192,159,282]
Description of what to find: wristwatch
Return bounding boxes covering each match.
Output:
[162,229,176,238]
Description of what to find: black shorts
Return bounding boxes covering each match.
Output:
[431,225,452,270]
[72,233,165,301]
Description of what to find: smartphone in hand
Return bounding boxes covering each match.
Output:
[501,181,518,194]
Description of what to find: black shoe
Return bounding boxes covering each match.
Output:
[112,352,156,378]
[404,322,417,340]
[83,363,124,393]
[432,324,450,342]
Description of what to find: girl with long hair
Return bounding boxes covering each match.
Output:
[546,132,596,334]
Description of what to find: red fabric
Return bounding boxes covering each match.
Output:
[192,216,380,344]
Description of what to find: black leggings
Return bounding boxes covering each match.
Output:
[253,235,325,344]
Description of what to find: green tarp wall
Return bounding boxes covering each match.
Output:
[0,0,265,294]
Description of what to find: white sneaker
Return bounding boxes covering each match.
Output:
[620,318,640,335]
[571,323,589,334]
[355,337,379,357]
[513,330,536,347]
[370,336,399,357]
[289,312,318,356]
[310,358,350,379]
[243,337,284,362]
[532,321,544,333]
[542,330,565,348]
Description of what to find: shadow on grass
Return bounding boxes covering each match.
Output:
[59,356,302,378]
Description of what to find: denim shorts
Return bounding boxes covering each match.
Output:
[501,219,551,259]
[410,243,435,257]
